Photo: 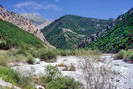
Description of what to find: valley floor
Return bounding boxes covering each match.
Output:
[9,54,133,89]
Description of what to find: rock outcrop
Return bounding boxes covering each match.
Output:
[20,13,52,29]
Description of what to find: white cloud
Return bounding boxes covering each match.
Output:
[15,1,63,11]
[15,1,43,10]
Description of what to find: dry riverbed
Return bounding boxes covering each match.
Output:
[9,54,133,89]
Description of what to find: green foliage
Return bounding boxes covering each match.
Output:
[0,46,101,66]
[43,65,81,89]
[42,15,112,49]
[45,65,62,81]
[39,50,57,62]
[0,66,35,89]
[114,49,133,60]
[25,48,57,62]
[58,49,101,57]
[45,76,81,89]
[128,53,133,60]
[0,50,10,66]
[27,55,35,64]
[0,49,35,66]
[0,66,21,84]
[0,20,46,49]
[114,50,126,59]
[27,48,101,62]
[87,8,133,52]
[87,26,133,52]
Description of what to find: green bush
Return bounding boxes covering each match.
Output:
[0,51,10,66]
[114,49,133,60]
[40,50,56,61]
[42,65,82,89]
[46,76,81,89]
[0,49,34,65]
[0,66,35,89]
[58,49,101,56]
[0,66,19,84]
[45,65,62,81]
[128,53,133,60]
[27,55,35,64]
[114,50,126,59]
[0,47,101,66]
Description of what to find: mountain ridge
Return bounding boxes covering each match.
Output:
[84,7,133,52]
[42,15,113,49]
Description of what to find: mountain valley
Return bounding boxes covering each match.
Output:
[0,4,132,89]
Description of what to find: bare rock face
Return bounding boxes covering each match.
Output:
[0,6,54,48]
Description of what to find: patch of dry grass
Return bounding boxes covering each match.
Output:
[114,49,133,60]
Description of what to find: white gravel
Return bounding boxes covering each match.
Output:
[11,54,133,89]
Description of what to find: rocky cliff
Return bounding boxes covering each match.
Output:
[0,5,53,48]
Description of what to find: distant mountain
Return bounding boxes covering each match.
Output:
[42,15,112,49]
[20,13,47,25]
[20,13,51,27]
[85,8,133,53]
[0,20,47,49]
[0,6,53,48]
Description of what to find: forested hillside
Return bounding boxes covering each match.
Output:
[86,8,133,52]
[42,15,112,49]
[0,20,47,49]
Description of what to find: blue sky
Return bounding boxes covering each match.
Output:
[0,0,133,20]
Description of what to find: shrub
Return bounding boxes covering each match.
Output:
[79,57,118,89]
[40,50,56,61]
[27,55,35,64]
[0,47,101,65]
[0,54,9,66]
[46,76,81,89]
[43,65,82,89]
[0,50,30,66]
[45,65,62,81]
[7,49,31,63]
[114,50,126,59]
[0,50,11,66]
[69,64,76,71]
[114,49,133,61]
[28,48,58,62]
[58,49,101,57]
[0,66,35,89]
[128,53,133,60]
[0,66,22,84]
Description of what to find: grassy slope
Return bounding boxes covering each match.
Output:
[42,15,112,49]
[86,8,133,52]
[0,20,47,49]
